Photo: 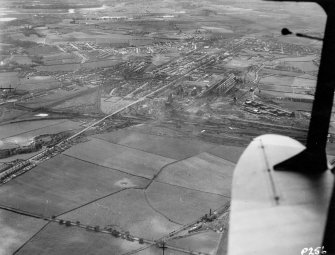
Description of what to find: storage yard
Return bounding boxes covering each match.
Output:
[0,0,333,254]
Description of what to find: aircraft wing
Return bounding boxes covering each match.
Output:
[228,134,334,255]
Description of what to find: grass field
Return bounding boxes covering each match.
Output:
[64,138,175,179]
[0,209,46,255]
[0,154,150,217]
[157,152,235,196]
[146,181,228,225]
[94,130,216,160]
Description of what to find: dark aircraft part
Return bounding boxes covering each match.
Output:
[273,1,335,173]
[281,27,323,41]
[274,149,328,173]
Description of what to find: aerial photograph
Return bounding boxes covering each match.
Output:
[0,0,334,254]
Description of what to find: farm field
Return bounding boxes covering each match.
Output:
[64,137,175,179]
[94,129,216,160]
[59,182,226,253]
[146,181,228,225]
[0,154,149,217]
[61,189,180,239]
[156,152,235,196]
